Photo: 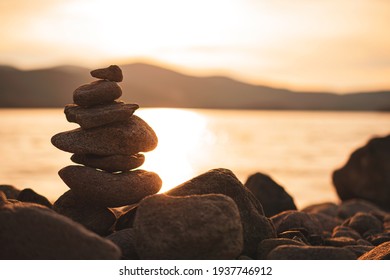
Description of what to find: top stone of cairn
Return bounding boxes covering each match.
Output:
[90,65,123,82]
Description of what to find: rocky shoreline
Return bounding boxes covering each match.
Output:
[0,65,389,260]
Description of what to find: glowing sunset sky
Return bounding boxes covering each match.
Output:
[0,0,389,92]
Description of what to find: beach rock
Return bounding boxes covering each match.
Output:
[134,194,244,260]
[53,190,116,235]
[244,172,297,217]
[0,184,20,199]
[115,205,138,230]
[166,168,276,258]
[344,245,375,258]
[337,199,387,219]
[71,153,145,172]
[91,65,123,82]
[106,228,139,259]
[65,102,139,129]
[51,115,158,156]
[333,135,390,211]
[237,255,252,260]
[17,188,52,208]
[270,210,323,235]
[311,212,342,232]
[73,80,122,107]
[0,202,121,259]
[332,226,362,240]
[324,237,357,247]
[59,165,162,207]
[0,191,7,204]
[257,238,305,259]
[359,241,390,260]
[343,212,383,236]
[302,202,339,217]
[357,239,373,246]
[366,233,390,246]
[267,245,356,260]
[278,230,309,244]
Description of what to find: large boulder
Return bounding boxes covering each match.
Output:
[166,168,276,258]
[333,135,390,210]
[244,172,296,217]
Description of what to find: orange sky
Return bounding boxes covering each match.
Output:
[0,0,389,92]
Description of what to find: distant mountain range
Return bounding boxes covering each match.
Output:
[0,63,389,111]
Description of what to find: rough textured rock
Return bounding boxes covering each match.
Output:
[267,245,356,260]
[71,153,145,172]
[134,194,244,260]
[17,188,52,208]
[344,245,375,258]
[166,168,276,258]
[302,202,339,217]
[342,212,383,236]
[0,201,121,259]
[332,226,362,240]
[337,199,387,219]
[311,212,342,232]
[257,238,305,259]
[333,135,390,210]
[90,65,123,82]
[73,80,122,107]
[359,241,390,260]
[244,172,297,217]
[115,205,138,230]
[0,184,20,199]
[59,166,162,207]
[65,102,139,129]
[51,115,158,156]
[270,210,323,235]
[324,237,357,247]
[53,190,116,235]
[106,228,139,259]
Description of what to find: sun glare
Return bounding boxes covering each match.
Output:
[136,108,208,192]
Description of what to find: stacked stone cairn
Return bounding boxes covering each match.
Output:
[51,65,162,235]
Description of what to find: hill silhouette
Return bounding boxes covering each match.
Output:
[0,63,389,110]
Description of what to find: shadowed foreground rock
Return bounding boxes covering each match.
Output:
[107,228,139,260]
[0,198,120,259]
[17,188,52,208]
[266,245,356,260]
[359,241,390,260]
[244,172,296,217]
[166,168,276,258]
[134,194,243,259]
[333,135,390,211]
[270,210,323,235]
[0,184,20,199]
[257,238,305,259]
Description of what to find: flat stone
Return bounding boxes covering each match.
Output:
[270,210,323,235]
[59,165,162,207]
[366,233,390,246]
[71,153,145,172]
[51,115,158,156]
[17,188,52,208]
[267,245,356,260]
[244,172,297,217]
[278,230,309,244]
[0,202,120,259]
[342,212,383,236]
[65,102,139,129]
[166,168,276,258]
[91,65,123,82]
[332,225,362,240]
[134,194,243,260]
[359,241,390,260]
[311,212,342,233]
[53,190,116,236]
[257,238,306,260]
[73,80,122,107]
[106,228,139,259]
[324,237,357,247]
[0,184,20,199]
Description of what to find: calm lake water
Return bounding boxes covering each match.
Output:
[0,108,389,208]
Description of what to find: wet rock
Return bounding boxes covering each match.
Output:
[0,184,20,199]
[311,213,342,232]
[106,228,139,259]
[17,188,52,208]
[115,205,138,230]
[333,135,390,211]
[267,245,356,260]
[0,202,121,259]
[71,153,145,172]
[59,166,162,207]
[166,168,276,258]
[332,226,362,240]
[301,202,338,217]
[345,245,375,258]
[73,80,122,107]
[244,172,296,217]
[90,65,123,82]
[65,102,139,129]
[51,116,158,156]
[324,237,357,247]
[343,212,383,236]
[53,190,116,236]
[359,241,390,260]
[257,238,305,260]
[338,199,387,219]
[134,194,244,260]
[270,210,323,235]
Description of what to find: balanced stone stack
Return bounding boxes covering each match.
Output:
[51,65,162,235]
